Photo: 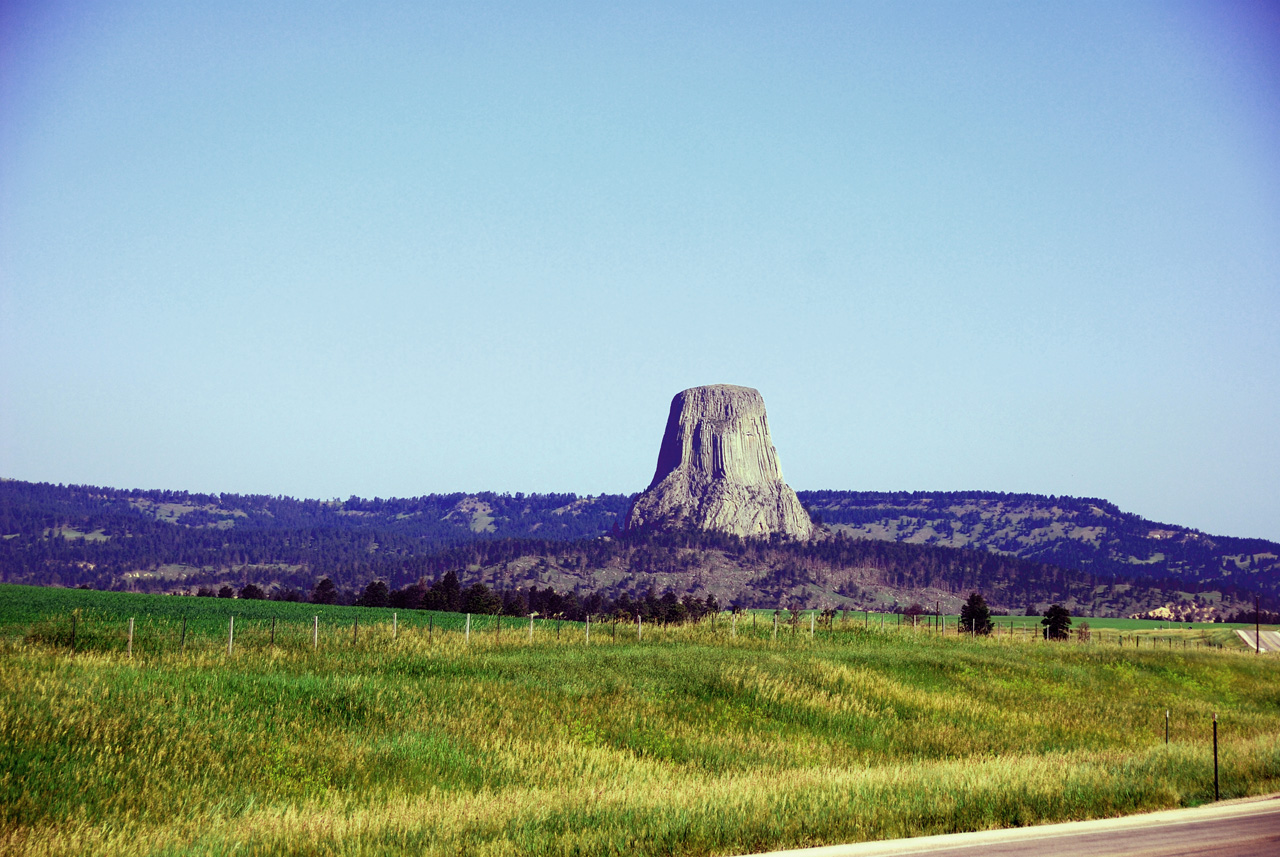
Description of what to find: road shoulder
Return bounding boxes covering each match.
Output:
[742,793,1280,857]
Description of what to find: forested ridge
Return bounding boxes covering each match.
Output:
[1,479,1275,615]
[798,489,1280,604]
[0,480,628,590]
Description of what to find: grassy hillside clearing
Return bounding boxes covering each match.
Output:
[2,586,1279,856]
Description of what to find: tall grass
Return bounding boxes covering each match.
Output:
[1,586,1278,856]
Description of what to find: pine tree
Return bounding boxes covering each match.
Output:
[960,592,993,635]
[1042,603,1072,640]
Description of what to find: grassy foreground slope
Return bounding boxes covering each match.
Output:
[2,591,1279,856]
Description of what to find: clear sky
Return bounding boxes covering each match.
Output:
[2,1,1278,541]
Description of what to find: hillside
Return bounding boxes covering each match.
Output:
[798,490,1280,607]
[2,480,1275,617]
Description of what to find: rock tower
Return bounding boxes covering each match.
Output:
[625,384,815,540]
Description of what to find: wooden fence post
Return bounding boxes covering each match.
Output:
[270,616,276,647]
[1165,709,1169,745]
[637,615,642,641]
[465,613,471,644]
[128,617,134,658]
[773,612,778,641]
[353,617,358,645]
[1213,713,1219,800]
[810,612,815,637]
[228,616,234,655]
[732,612,737,638]
[585,614,590,644]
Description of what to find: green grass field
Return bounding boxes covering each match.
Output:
[2,584,1278,856]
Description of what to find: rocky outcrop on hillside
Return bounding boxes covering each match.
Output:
[798,489,1280,606]
[626,385,814,540]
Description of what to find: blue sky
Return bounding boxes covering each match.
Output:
[2,1,1278,540]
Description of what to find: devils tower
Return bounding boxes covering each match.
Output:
[625,384,815,540]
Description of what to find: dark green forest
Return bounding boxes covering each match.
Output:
[800,489,1280,603]
[1,480,1275,613]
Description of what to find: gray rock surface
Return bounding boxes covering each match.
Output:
[626,384,815,540]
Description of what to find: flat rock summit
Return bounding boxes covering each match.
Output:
[626,384,815,540]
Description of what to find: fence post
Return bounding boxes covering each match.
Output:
[732,612,737,638]
[353,617,358,646]
[1213,713,1219,800]
[1165,709,1169,745]
[270,616,276,647]
[638,615,642,641]
[393,612,397,640]
[529,614,534,642]
[495,614,500,640]
[810,612,815,637]
[128,617,134,658]
[228,616,234,655]
[773,612,778,641]
[313,615,318,650]
[585,614,590,645]
[465,613,471,644]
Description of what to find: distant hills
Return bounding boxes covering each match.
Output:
[799,490,1279,610]
[1,479,1275,617]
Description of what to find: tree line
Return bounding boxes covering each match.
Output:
[204,570,723,625]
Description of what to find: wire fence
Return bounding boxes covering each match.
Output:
[18,605,1254,658]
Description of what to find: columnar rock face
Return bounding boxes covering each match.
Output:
[626,384,815,540]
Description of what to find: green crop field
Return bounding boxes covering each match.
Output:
[2,584,1279,856]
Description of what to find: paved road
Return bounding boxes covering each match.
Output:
[745,795,1280,857]
[1236,629,1280,653]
